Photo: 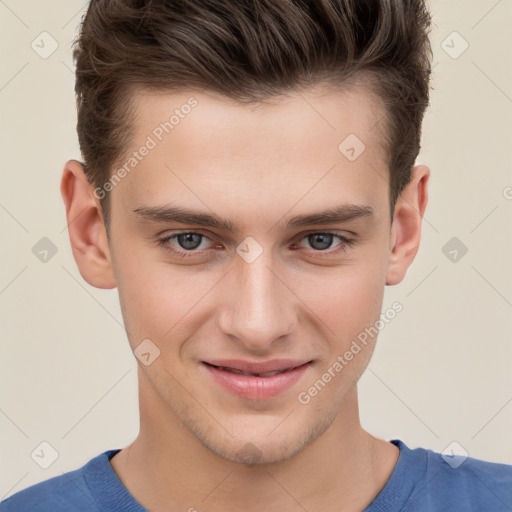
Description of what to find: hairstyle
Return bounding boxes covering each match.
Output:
[73,0,433,234]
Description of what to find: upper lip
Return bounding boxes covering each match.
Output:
[203,359,311,374]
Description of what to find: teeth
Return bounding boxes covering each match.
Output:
[218,366,285,377]
[256,370,282,377]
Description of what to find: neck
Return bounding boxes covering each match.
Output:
[110,375,399,512]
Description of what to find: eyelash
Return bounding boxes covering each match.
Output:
[156,231,356,259]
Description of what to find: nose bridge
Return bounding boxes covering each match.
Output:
[219,249,297,349]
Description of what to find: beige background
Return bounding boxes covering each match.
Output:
[1,0,511,500]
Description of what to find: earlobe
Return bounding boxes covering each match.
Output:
[385,164,430,286]
[60,159,117,289]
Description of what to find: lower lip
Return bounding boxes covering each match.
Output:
[202,362,312,400]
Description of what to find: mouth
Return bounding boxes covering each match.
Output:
[201,359,312,400]
[206,366,292,377]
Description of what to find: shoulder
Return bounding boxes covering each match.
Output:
[0,450,117,512]
[400,441,512,510]
[0,469,89,512]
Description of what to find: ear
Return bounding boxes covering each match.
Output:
[386,164,430,286]
[60,159,117,289]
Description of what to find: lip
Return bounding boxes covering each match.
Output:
[202,359,312,400]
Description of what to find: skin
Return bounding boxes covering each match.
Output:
[61,84,429,512]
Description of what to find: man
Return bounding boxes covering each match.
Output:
[2,0,511,510]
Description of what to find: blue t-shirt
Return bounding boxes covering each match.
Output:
[1,439,511,511]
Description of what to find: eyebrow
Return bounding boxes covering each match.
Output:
[132,203,374,232]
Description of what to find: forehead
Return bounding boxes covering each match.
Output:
[112,84,389,221]
[128,83,386,156]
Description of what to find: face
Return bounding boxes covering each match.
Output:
[103,85,395,464]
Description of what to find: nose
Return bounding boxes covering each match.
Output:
[217,251,298,353]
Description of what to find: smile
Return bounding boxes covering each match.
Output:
[201,360,312,400]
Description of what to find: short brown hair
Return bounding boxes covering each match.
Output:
[73,0,433,233]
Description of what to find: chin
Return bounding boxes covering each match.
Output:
[190,414,334,466]
[203,437,296,466]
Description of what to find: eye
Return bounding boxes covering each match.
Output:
[293,232,356,256]
[303,233,337,251]
[172,232,206,250]
[157,231,217,258]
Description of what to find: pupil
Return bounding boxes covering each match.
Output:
[309,233,332,250]
[179,233,202,250]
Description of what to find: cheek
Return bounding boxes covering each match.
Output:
[295,264,387,405]
[296,252,388,337]
[113,246,217,346]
